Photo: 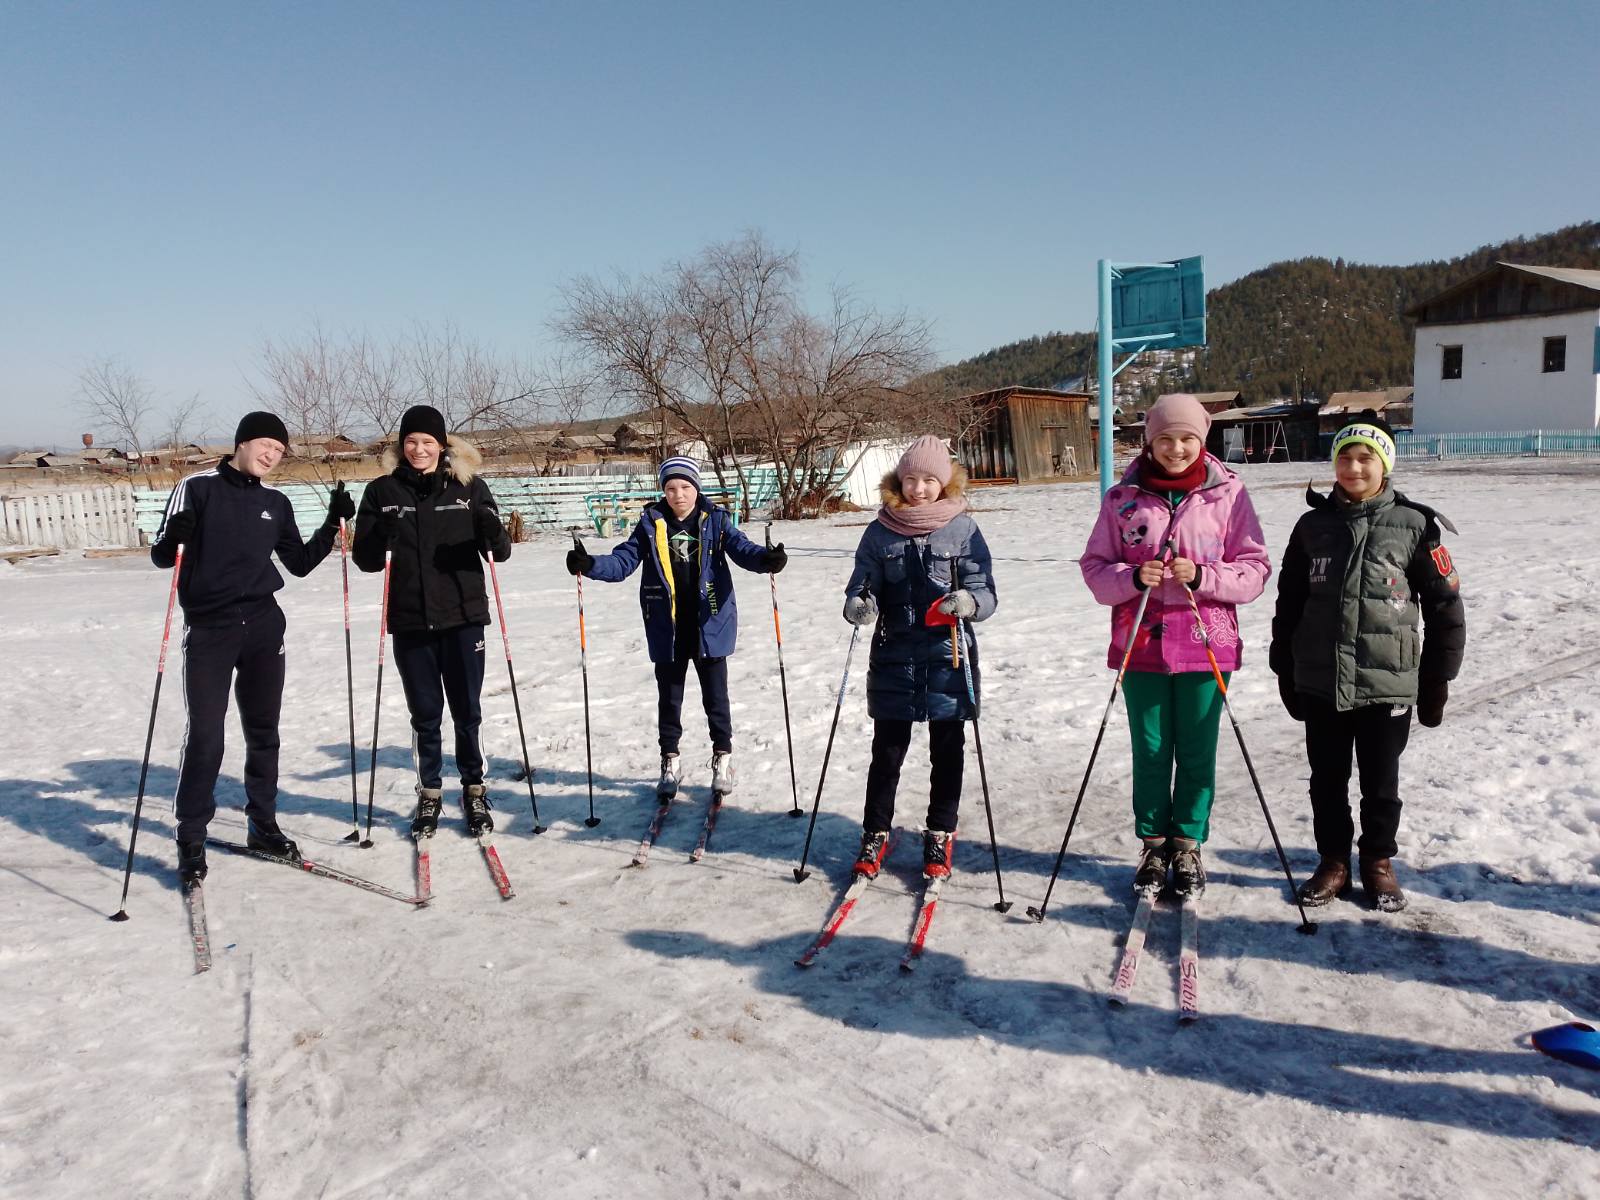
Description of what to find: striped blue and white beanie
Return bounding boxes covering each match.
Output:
[659,456,702,490]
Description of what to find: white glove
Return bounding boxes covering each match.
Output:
[843,595,878,626]
[938,590,977,619]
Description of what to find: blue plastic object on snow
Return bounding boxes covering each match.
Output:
[1531,1021,1600,1070]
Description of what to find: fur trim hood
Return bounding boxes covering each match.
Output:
[880,462,968,509]
[381,433,482,484]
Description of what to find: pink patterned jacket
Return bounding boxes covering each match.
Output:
[1079,455,1271,673]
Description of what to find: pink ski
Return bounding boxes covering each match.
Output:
[1178,898,1200,1022]
[1108,891,1157,1005]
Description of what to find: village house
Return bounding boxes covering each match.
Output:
[1408,262,1600,434]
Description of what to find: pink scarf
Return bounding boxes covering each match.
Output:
[876,495,967,536]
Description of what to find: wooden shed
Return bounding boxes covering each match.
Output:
[1208,401,1322,463]
[956,387,1095,483]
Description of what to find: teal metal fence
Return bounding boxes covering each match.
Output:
[131,463,832,543]
[1394,429,1600,461]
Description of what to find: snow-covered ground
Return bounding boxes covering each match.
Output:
[2,460,1596,1199]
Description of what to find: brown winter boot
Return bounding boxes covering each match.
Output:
[1359,857,1407,913]
[1297,857,1351,907]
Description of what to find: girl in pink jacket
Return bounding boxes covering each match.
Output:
[1079,393,1271,898]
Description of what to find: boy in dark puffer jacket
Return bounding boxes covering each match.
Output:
[1270,412,1466,912]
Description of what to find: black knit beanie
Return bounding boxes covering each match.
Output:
[234,411,290,448]
[398,405,449,445]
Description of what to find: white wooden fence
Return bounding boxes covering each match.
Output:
[1,486,141,549]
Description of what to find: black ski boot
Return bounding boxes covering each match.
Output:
[462,784,493,836]
[177,839,207,884]
[1169,837,1206,899]
[1133,838,1170,895]
[922,829,956,879]
[246,819,300,861]
[852,829,891,879]
[411,788,443,839]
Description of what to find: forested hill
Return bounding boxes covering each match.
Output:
[926,221,1600,403]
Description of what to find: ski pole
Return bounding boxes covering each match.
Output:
[111,543,184,922]
[1027,538,1173,923]
[957,620,1010,912]
[487,555,546,834]
[573,532,600,827]
[339,518,361,843]
[946,554,1011,913]
[766,523,802,818]
[792,617,864,883]
[1178,579,1317,934]
[360,548,392,848]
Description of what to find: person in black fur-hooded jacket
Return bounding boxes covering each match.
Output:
[353,404,511,840]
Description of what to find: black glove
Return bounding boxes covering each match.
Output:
[566,539,594,576]
[1417,679,1448,728]
[374,507,403,545]
[157,508,196,548]
[473,505,508,559]
[323,482,354,527]
[1278,674,1305,722]
[762,542,787,574]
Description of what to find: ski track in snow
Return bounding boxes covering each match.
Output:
[2,460,1598,1199]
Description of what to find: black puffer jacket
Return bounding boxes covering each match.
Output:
[352,437,510,634]
[1270,482,1466,710]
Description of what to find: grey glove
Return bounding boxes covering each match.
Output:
[843,594,878,626]
[938,589,977,619]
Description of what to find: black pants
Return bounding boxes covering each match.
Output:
[863,719,965,834]
[655,653,732,754]
[393,625,487,789]
[174,604,287,843]
[1302,696,1412,861]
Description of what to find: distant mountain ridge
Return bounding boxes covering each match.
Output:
[926,221,1600,405]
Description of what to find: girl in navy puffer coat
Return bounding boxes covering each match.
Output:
[842,436,997,879]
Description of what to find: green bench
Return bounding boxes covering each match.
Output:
[583,486,744,537]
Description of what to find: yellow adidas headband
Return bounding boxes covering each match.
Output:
[1331,423,1395,473]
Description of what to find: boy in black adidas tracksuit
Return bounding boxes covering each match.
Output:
[151,411,353,883]
[351,405,511,839]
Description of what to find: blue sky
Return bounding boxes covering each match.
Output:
[3,0,1597,446]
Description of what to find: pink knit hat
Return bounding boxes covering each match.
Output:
[896,435,954,486]
[1145,393,1212,442]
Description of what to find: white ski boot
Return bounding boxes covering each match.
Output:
[710,750,734,795]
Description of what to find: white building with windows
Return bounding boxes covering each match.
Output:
[1408,262,1600,434]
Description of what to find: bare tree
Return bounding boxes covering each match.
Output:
[76,358,155,463]
[405,319,540,435]
[348,331,412,437]
[251,319,357,443]
[153,393,209,461]
[557,232,937,518]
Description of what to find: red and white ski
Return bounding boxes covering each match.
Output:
[689,792,724,863]
[414,838,433,904]
[900,833,957,972]
[631,799,673,868]
[795,832,899,968]
[478,835,516,900]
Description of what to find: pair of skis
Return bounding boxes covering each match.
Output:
[414,833,516,903]
[1108,890,1200,1022]
[794,831,951,972]
[632,789,725,867]
[183,838,432,974]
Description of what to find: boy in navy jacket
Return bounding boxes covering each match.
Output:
[566,457,785,796]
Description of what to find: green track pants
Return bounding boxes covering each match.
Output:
[1121,670,1227,844]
